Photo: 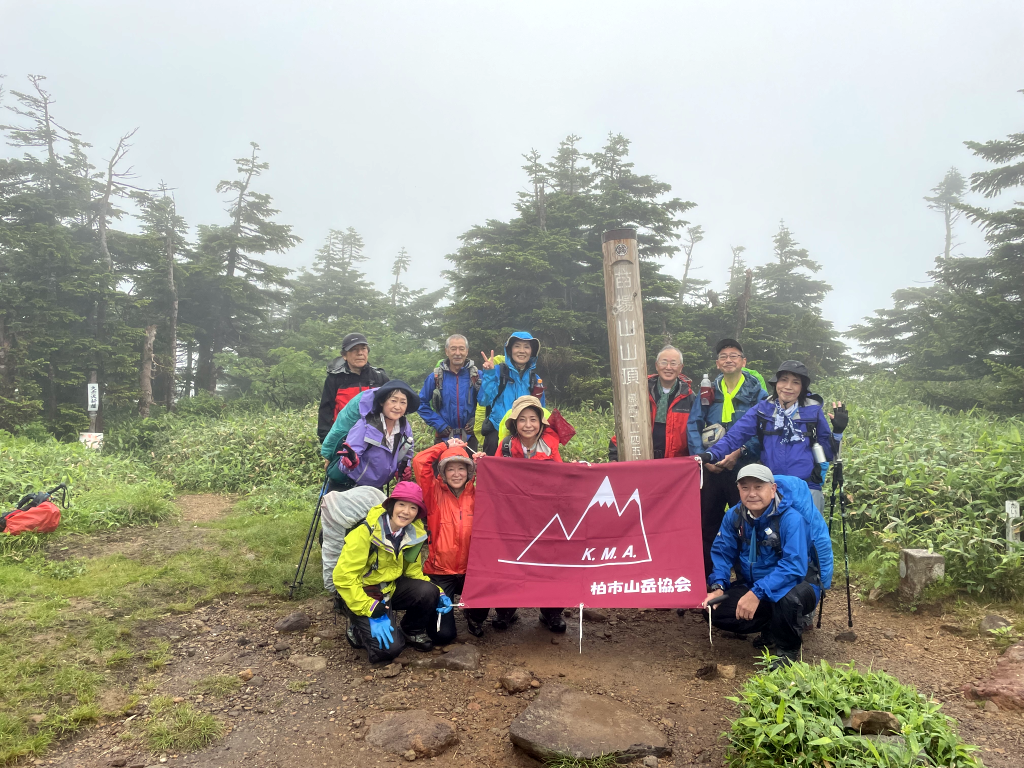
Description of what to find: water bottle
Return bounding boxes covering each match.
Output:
[699,373,714,407]
[811,441,826,464]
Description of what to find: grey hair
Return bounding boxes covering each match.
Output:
[656,344,683,364]
[445,334,468,350]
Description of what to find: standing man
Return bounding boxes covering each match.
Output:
[687,339,767,577]
[478,331,545,456]
[417,335,481,449]
[317,332,389,443]
[608,345,696,461]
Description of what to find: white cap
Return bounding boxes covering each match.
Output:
[736,464,775,484]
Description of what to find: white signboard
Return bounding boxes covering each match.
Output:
[1008,500,1021,546]
[79,432,104,450]
[87,382,100,412]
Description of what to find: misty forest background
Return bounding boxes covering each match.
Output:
[1,74,1022,439]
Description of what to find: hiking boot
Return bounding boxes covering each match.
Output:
[753,631,776,650]
[492,610,519,631]
[346,621,362,649]
[768,648,799,671]
[465,615,485,638]
[676,608,688,617]
[539,612,567,633]
[404,631,434,652]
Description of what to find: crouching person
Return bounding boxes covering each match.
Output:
[333,481,452,664]
[702,464,818,670]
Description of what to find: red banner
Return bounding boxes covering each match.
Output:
[461,457,704,609]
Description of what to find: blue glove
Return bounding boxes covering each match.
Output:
[437,594,453,614]
[369,616,394,649]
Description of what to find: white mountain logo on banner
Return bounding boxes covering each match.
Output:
[498,476,652,568]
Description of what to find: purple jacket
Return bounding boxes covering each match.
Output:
[341,391,415,488]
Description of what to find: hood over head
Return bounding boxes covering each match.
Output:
[371,380,420,415]
[504,331,540,361]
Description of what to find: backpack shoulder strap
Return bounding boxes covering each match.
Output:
[501,436,513,458]
[431,365,443,411]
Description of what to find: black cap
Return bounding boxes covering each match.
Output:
[768,360,811,386]
[342,333,369,352]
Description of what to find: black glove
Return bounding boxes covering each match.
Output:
[697,452,715,464]
[830,405,849,434]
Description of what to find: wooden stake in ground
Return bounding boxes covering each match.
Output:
[602,228,653,461]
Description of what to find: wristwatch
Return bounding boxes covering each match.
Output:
[709,583,725,593]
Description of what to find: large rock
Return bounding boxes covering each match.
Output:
[288,654,327,673]
[274,611,311,633]
[406,644,480,671]
[898,549,944,602]
[366,710,458,758]
[509,684,670,762]
[963,640,1024,712]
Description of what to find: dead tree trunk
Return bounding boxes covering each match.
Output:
[138,325,157,417]
[734,269,753,340]
[164,211,178,411]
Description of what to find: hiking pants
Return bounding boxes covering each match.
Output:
[428,574,489,645]
[343,576,440,664]
[709,582,818,653]
[482,423,499,456]
[493,607,564,623]
[700,466,740,578]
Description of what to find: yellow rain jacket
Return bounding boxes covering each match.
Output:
[332,506,437,617]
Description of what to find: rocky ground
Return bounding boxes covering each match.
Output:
[29,497,1024,767]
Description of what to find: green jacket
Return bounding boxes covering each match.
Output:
[332,506,437,617]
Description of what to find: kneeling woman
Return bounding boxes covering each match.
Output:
[333,481,452,663]
[494,395,567,633]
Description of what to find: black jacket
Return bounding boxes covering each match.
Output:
[316,358,389,442]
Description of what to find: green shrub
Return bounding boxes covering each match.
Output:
[726,659,980,767]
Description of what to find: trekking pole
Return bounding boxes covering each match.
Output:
[838,459,854,628]
[289,474,330,599]
[817,445,842,629]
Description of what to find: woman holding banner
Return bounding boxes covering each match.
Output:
[412,438,492,640]
[492,395,567,632]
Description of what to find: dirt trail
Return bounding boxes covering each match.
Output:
[37,496,1024,768]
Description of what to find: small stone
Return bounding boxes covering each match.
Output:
[172,696,184,703]
[981,615,1012,633]
[842,709,901,735]
[274,641,291,652]
[109,759,127,768]
[377,663,402,679]
[366,710,458,758]
[317,628,341,640]
[289,654,328,673]
[211,651,233,665]
[249,675,265,687]
[582,608,609,623]
[238,668,254,681]
[530,679,542,688]
[406,644,480,671]
[984,700,1000,713]
[835,631,858,643]
[898,549,945,603]
[882,630,897,640]
[274,611,312,633]
[28,714,45,725]
[694,664,718,680]
[404,749,417,762]
[551,637,560,645]
[500,667,534,693]
[237,636,251,646]
[364,675,374,681]
[228,709,240,717]
[643,757,659,768]
[717,664,736,680]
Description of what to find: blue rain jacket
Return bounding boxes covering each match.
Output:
[417,360,479,437]
[478,331,545,432]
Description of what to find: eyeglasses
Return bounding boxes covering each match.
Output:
[656,360,682,368]
[717,354,744,361]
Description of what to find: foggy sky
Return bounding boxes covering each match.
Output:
[2,1,1022,343]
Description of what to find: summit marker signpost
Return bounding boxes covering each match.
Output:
[601,228,653,461]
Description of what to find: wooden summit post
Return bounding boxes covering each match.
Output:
[602,228,653,461]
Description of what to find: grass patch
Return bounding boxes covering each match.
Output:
[543,755,619,768]
[726,658,980,767]
[143,703,223,752]
[286,680,308,692]
[193,675,241,697]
